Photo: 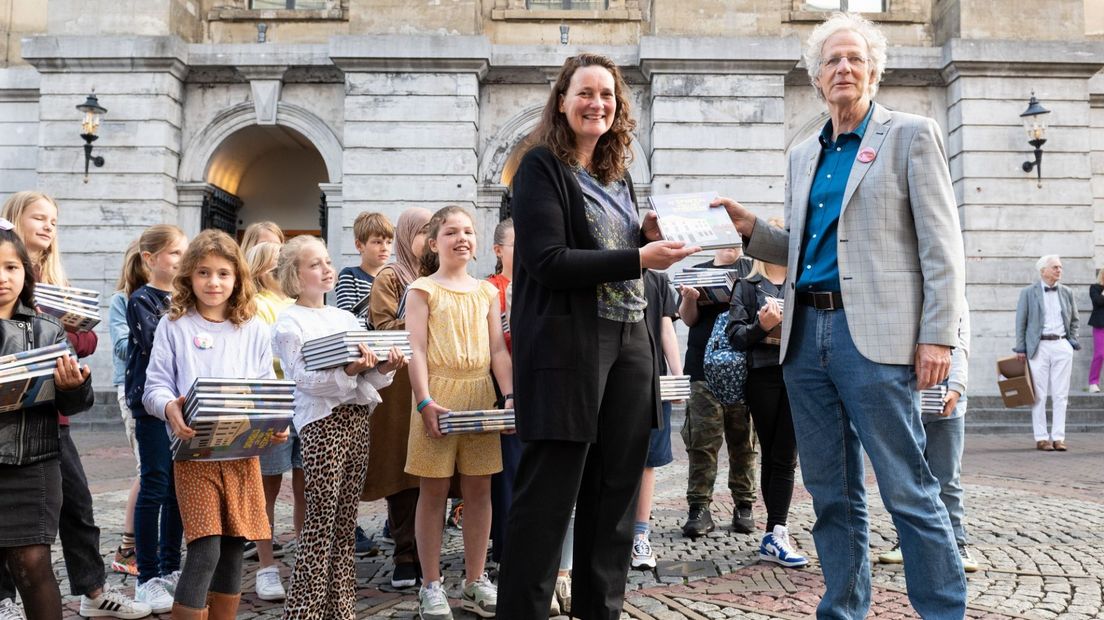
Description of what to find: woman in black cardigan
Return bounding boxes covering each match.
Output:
[497,53,697,620]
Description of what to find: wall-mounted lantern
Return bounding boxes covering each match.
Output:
[560,24,570,45]
[1020,93,1051,189]
[76,92,106,184]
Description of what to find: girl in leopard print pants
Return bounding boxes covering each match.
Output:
[273,236,407,619]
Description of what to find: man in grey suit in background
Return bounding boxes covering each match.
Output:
[1015,255,1080,452]
[714,12,967,620]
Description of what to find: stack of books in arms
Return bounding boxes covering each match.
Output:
[671,269,738,304]
[438,409,515,435]
[0,342,74,414]
[35,284,101,332]
[171,378,296,461]
[301,331,413,371]
[920,385,948,416]
[660,375,691,402]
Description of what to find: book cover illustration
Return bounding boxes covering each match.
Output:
[171,377,295,460]
[648,192,743,250]
[0,343,73,414]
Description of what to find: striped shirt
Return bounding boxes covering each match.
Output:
[335,266,375,320]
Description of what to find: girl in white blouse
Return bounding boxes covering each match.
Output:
[272,235,406,620]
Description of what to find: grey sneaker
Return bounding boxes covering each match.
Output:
[461,573,497,618]
[418,580,453,620]
[0,599,25,620]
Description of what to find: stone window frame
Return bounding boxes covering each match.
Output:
[784,0,925,24]
[491,0,643,22]
[208,0,347,21]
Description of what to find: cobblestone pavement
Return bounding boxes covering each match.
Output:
[46,423,1104,619]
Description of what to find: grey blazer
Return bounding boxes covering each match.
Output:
[1014,281,1080,359]
[745,104,965,366]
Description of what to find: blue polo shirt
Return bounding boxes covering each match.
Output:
[796,103,876,293]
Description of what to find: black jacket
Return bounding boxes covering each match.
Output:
[1089,284,1104,328]
[726,274,785,370]
[0,301,94,466]
[510,146,661,442]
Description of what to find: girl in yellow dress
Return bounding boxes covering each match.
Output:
[405,206,514,619]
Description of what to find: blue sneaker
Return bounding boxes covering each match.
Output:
[355,525,380,556]
[759,525,809,568]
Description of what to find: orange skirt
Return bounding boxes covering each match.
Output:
[174,458,270,544]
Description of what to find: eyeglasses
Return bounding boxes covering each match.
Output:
[824,55,868,69]
[0,218,13,231]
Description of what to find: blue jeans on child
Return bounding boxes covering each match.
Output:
[134,416,184,584]
[782,306,966,620]
[921,395,968,545]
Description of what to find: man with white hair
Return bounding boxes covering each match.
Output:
[1015,255,1080,451]
[715,11,967,620]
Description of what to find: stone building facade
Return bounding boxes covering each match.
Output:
[1,0,1103,395]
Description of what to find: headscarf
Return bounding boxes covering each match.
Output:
[389,207,432,290]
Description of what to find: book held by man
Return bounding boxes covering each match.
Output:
[301,330,413,371]
[0,342,74,414]
[171,377,295,461]
[34,283,101,332]
[648,191,743,250]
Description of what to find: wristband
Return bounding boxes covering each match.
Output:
[416,398,434,413]
[504,393,514,401]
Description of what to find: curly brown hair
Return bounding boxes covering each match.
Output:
[169,229,256,325]
[531,53,636,185]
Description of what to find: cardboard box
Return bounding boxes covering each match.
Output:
[996,356,1035,408]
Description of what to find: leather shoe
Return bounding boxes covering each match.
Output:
[1036,440,1054,451]
[1053,440,1067,451]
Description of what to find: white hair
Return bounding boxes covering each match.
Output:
[1036,255,1061,272]
[804,12,888,102]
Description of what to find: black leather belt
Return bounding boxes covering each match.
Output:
[796,291,843,310]
[1040,334,1064,341]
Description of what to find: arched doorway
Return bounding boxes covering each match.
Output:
[205,124,328,239]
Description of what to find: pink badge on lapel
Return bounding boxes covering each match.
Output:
[857,147,876,164]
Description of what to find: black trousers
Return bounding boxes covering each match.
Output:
[498,318,653,620]
[745,365,798,531]
[0,427,105,600]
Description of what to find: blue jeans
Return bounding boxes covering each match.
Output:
[134,416,184,584]
[782,306,966,620]
[922,396,968,545]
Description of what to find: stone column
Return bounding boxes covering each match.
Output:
[641,36,799,224]
[942,39,1103,393]
[330,36,488,269]
[22,35,187,387]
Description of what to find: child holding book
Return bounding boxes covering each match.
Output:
[1,192,148,619]
[336,211,394,322]
[143,229,287,619]
[273,235,406,619]
[363,207,432,590]
[406,206,513,620]
[108,239,144,577]
[246,241,301,602]
[125,224,189,613]
[0,220,94,620]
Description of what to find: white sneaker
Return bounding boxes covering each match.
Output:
[134,578,174,614]
[255,565,286,601]
[630,534,657,569]
[1090,384,1100,393]
[79,585,153,619]
[460,574,497,618]
[418,580,453,620]
[160,570,181,596]
[0,599,25,620]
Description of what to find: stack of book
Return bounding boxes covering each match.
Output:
[919,385,948,416]
[764,296,785,345]
[301,331,413,371]
[438,409,515,435]
[171,378,296,461]
[660,375,691,402]
[0,342,74,414]
[35,284,101,332]
[672,269,738,304]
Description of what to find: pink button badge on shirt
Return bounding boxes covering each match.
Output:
[193,333,214,350]
[857,147,876,164]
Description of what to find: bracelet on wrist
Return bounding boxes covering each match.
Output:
[416,398,434,413]
[504,393,514,401]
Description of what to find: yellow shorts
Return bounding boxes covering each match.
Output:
[404,411,503,478]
